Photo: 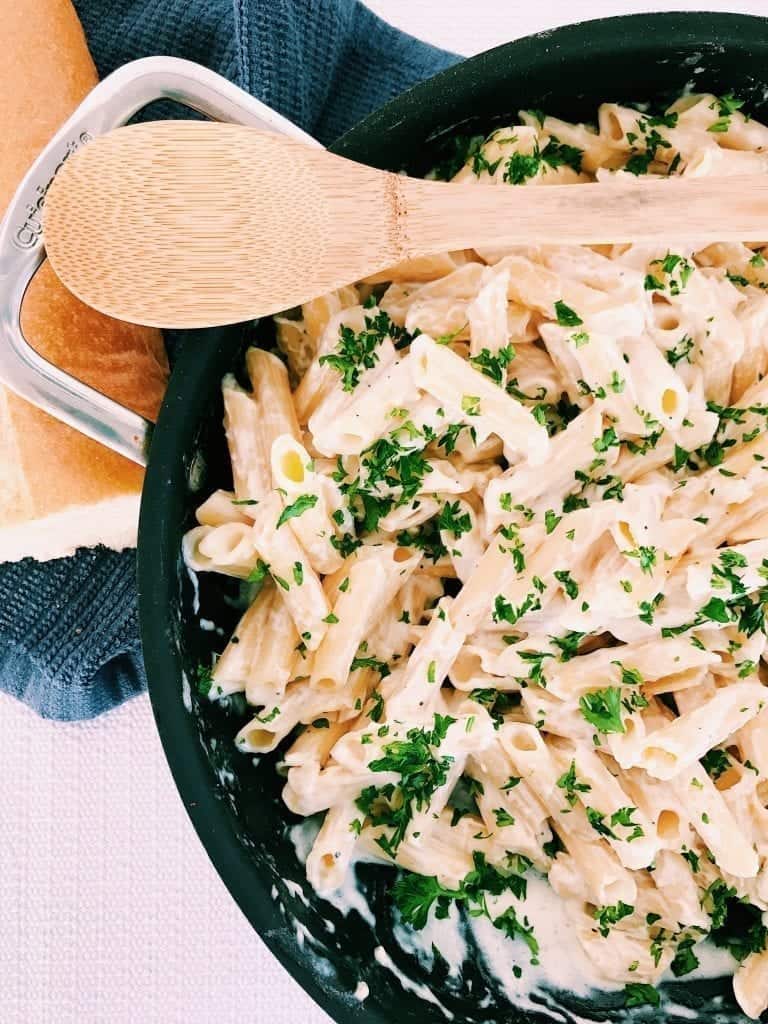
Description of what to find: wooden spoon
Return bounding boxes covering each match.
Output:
[42,120,768,328]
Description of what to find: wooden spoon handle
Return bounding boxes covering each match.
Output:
[402,174,768,251]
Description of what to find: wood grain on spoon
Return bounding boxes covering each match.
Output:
[42,119,768,329]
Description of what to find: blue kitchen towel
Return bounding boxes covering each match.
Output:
[0,1,459,721]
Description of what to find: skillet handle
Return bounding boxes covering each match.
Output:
[0,57,320,467]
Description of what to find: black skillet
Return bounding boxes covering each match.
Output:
[138,13,768,1024]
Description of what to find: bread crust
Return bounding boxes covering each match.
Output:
[0,0,168,557]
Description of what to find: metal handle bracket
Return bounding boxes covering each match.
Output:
[0,56,319,466]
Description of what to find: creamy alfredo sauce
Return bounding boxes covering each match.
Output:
[189,578,737,1016]
[185,572,734,1016]
[287,819,736,1017]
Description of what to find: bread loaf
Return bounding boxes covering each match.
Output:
[0,0,168,562]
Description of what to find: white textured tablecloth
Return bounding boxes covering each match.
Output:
[4,2,768,1021]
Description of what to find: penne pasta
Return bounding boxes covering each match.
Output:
[188,90,768,1018]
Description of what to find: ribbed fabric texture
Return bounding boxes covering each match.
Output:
[0,0,458,720]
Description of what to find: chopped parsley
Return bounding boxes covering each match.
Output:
[542,137,584,174]
[255,706,280,724]
[346,432,433,532]
[672,444,690,472]
[711,548,747,595]
[661,563,768,639]
[556,760,591,807]
[666,334,694,368]
[579,687,625,733]
[503,150,542,185]
[351,656,391,680]
[501,136,583,186]
[357,714,456,857]
[648,252,694,295]
[703,879,738,930]
[623,545,657,575]
[437,421,475,454]
[438,501,472,538]
[396,519,448,563]
[670,937,699,978]
[585,807,617,839]
[707,93,745,133]
[610,806,645,842]
[550,631,586,661]
[554,569,579,599]
[195,663,214,697]
[469,688,521,728]
[320,308,415,390]
[554,300,583,327]
[726,271,750,288]
[330,532,361,558]
[624,113,674,176]
[494,905,539,959]
[469,345,515,386]
[584,806,644,843]
[276,493,318,528]
[391,873,456,930]
[430,133,486,181]
[594,427,620,453]
[624,983,660,1008]
[493,807,516,827]
[392,850,535,959]
[544,509,562,535]
[681,848,700,872]
[612,661,644,688]
[518,649,553,686]
[493,591,541,626]
[594,901,634,938]
[247,558,271,585]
